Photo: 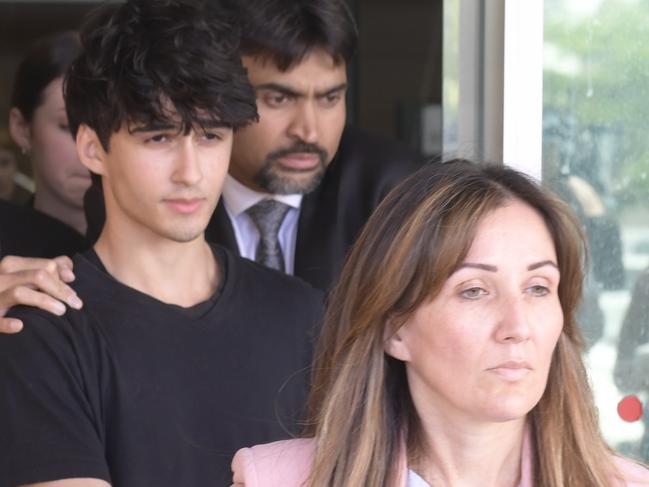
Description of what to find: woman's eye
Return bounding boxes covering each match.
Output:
[528,285,550,296]
[460,287,486,299]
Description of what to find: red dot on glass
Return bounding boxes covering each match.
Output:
[618,395,643,422]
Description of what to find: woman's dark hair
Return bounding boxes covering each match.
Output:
[236,0,358,71]
[11,31,81,122]
[64,0,258,150]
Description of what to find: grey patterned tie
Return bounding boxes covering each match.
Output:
[246,199,291,271]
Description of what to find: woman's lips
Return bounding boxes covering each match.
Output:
[487,360,533,381]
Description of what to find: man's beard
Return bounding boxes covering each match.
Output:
[254,141,329,194]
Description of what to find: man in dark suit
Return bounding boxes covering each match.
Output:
[205,0,422,291]
[209,125,420,290]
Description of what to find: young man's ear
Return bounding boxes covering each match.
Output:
[383,318,412,362]
[8,108,31,154]
[76,124,107,176]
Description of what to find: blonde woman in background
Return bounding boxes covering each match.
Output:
[232,160,649,487]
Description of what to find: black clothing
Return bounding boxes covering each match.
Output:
[86,126,423,290]
[0,199,85,258]
[0,245,322,486]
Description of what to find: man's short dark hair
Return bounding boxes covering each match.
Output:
[236,0,358,71]
[65,0,258,150]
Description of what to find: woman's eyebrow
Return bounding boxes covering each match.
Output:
[527,260,559,271]
[458,263,497,272]
[456,260,559,272]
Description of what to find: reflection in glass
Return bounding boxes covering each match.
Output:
[615,269,649,458]
[543,0,649,460]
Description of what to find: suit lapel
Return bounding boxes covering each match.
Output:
[293,189,317,278]
[205,200,240,255]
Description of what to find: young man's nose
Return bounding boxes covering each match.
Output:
[172,139,203,185]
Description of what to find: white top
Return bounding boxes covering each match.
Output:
[407,469,431,487]
[221,175,302,274]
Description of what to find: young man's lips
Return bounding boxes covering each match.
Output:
[164,198,205,214]
[277,153,320,170]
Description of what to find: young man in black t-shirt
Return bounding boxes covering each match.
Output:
[0,1,322,486]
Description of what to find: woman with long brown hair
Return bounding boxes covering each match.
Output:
[231,159,649,487]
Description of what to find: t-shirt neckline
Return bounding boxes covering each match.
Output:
[78,244,229,320]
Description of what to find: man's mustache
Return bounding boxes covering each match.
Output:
[266,142,328,163]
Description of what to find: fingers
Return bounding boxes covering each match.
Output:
[0,256,83,334]
[0,255,55,273]
[13,269,82,309]
[0,266,83,327]
[0,317,23,334]
[0,255,76,282]
[0,285,69,316]
[0,255,81,310]
[53,255,75,283]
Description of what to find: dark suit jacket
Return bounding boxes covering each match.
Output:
[206,126,422,290]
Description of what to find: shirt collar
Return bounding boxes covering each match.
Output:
[221,174,303,217]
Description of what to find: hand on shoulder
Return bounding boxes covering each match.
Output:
[0,255,82,333]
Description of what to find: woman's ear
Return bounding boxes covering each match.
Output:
[383,318,412,362]
[76,124,106,176]
[8,108,31,153]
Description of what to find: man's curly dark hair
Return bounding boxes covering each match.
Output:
[65,0,258,150]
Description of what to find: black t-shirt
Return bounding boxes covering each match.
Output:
[0,199,86,258]
[0,245,322,486]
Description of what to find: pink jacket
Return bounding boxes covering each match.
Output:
[231,435,649,487]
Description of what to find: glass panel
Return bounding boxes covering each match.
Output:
[442,0,460,154]
[353,0,443,156]
[543,0,649,460]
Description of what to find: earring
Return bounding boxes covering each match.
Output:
[20,147,29,156]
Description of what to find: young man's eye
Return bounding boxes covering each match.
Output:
[201,131,223,141]
[146,134,170,143]
[58,123,70,131]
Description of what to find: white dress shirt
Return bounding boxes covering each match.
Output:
[407,470,431,487]
[221,175,302,275]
